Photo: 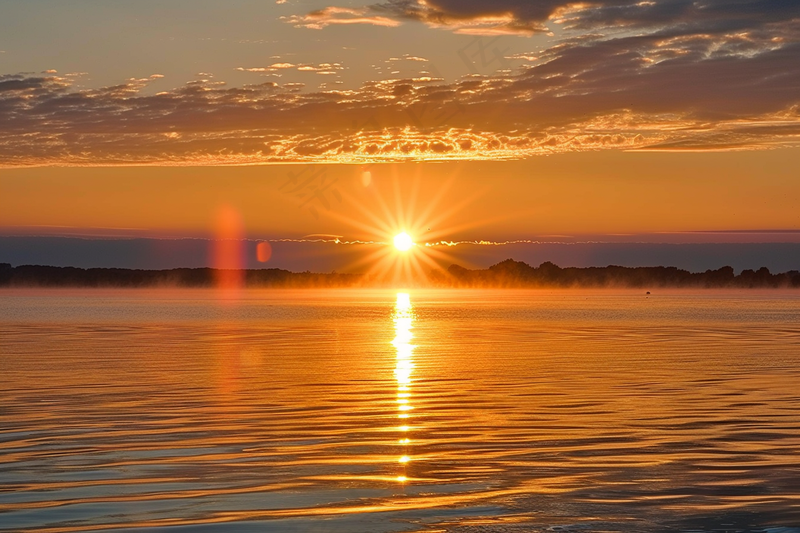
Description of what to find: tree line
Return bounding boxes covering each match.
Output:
[435,260,800,288]
[1,260,799,288]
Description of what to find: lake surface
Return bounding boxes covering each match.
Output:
[2,289,800,532]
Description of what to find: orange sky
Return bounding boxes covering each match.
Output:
[2,149,798,242]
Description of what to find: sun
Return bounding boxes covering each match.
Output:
[393,232,414,252]
[318,170,490,285]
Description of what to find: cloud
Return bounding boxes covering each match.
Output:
[1,14,799,167]
[388,55,429,62]
[283,6,402,29]
[364,0,800,36]
[237,62,345,75]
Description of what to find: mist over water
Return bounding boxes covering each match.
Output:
[2,289,800,532]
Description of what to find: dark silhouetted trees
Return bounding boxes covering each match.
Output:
[0,260,798,288]
[0,265,361,288]
[440,260,800,288]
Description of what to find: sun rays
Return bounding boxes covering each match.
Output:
[314,165,498,285]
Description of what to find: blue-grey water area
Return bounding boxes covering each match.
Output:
[1,289,800,532]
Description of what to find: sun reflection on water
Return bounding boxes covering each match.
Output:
[393,292,415,483]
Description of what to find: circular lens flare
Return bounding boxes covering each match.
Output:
[394,232,414,252]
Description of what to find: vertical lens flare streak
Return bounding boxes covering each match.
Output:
[212,205,245,299]
[393,292,414,483]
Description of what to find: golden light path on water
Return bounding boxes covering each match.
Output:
[3,291,800,532]
[393,292,414,483]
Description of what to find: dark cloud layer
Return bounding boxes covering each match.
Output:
[1,0,799,166]
[367,0,800,35]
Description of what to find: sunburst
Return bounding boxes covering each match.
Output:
[319,166,506,286]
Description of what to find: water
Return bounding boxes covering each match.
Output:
[2,289,800,532]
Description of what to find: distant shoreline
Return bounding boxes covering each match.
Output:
[2,260,799,288]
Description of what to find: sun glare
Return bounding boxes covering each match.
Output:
[394,232,414,252]
[318,169,487,285]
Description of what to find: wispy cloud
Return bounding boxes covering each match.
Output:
[236,62,345,75]
[283,6,402,29]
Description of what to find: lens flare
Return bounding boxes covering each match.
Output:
[394,232,414,252]
[212,205,245,297]
[256,241,272,263]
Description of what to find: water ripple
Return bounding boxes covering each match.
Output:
[1,289,800,531]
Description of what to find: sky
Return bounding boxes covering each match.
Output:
[1,0,799,273]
